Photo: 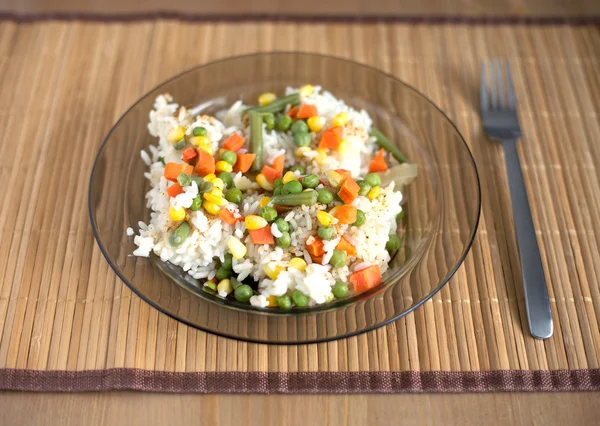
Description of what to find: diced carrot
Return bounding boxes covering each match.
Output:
[311,255,324,265]
[369,148,388,173]
[333,205,357,224]
[233,153,256,173]
[335,236,357,256]
[218,208,241,225]
[286,106,298,118]
[296,104,318,119]
[181,147,197,163]
[194,149,216,176]
[318,127,343,149]
[306,235,325,258]
[223,133,245,152]
[167,182,184,198]
[338,176,360,204]
[261,165,283,183]
[248,226,275,245]
[272,154,285,173]
[349,265,382,294]
[164,162,193,182]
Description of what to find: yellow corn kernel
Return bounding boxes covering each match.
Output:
[331,112,349,127]
[259,196,271,208]
[315,149,328,166]
[294,146,312,158]
[317,211,333,226]
[203,192,224,206]
[245,215,268,230]
[267,295,278,307]
[211,178,225,190]
[167,126,185,143]
[258,92,277,106]
[203,173,217,183]
[337,140,349,153]
[282,171,298,184]
[307,116,326,133]
[299,84,314,96]
[169,206,186,221]
[264,263,284,280]
[289,257,307,272]
[189,135,210,147]
[217,279,233,295]
[215,160,233,173]
[256,173,274,191]
[228,237,247,259]
[368,186,381,200]
[326,170,345,188]
[203,200,221,215]
[197,145,214,155]
[209,187,223,197]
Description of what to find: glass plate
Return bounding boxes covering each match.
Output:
[89,52,480,344]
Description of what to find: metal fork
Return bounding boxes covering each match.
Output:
[481,60,553,339]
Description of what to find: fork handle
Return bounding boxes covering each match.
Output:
[502,139,553,339]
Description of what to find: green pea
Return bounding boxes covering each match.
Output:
[396,211,405,222]
[318,226,334,241]
[276,115,292,131]
[277,294,292,309]
[259,206,278,222]
[215,266,232,281]
[263,113,275,131]
[192,126,208,136]
[289,165,306,174]
[329,250,347,268]
[283,180,303,194]
[221,253,233,270]
[357,180,371,196]
[386,235,402,252]
[292,290,309,307]
[276,232,291,248]
[168,221,190,247]
[218,171,233,189]
[302,174,320,189]
[234,284,253,303]
[364,173,381,187]
[273,187,282,196]
[274,217,289,233]
[173,138,186,150]
[332,281,349,299]
[177,173,192,187]
[317,188,333,204]
[190,196,202,211]
[221,150,237,165]
[353,209,366,227]
[274,178,283,188]
[293,131,311,147]
[291,120,309,134]
[225,188,243,204]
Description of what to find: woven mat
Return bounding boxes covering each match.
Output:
[0,19,599,393]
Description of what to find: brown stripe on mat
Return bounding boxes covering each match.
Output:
[0,369,599,393]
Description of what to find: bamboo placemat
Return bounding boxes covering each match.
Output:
[0,19,599,393]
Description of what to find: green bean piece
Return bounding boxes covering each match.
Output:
[318,226,334,240]
[190,196,202,211]
[282,180,303,194]
[276,232,291,248]
[274,217,289,233]
[249,111,264,172]
[332,281,349,299]
[291,120,309,134]
[204,281,217,291]
[274,178,283,188]
[192,126,208,137]
[356,180,371,196]
[215,266,232,281]
[273,187,282,196]
[234,284,253,303]
[259,206,278,222]
[370,128,408,164]
[353,210,366,227]
[364,173,381,187]
[329,250,347,268]
[168,221,191,247]
[218,171,233,188]
[263,113,275,131]
[202,286,217,295]
[245,93,301,115]
[277,294,292,309]
[230,277,242,290]
[386,235,402,252]
[221,150,237,165]
[272,190,318,206]
[224,188,243,204]
[317,188,334,204]
[221,253,233,270]
[289,165,306,174]
[190,176,213,193]
[302,174,320,189]
[396,210,405,222]
[177,173,192,187]
[276,115,292,132]
[173,139,186,150]
[293,131,311,147]
[292,290,309,307]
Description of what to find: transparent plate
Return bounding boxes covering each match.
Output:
[89,52,480,344]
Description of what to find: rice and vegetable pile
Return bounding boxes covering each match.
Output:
[129,85,416,309]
